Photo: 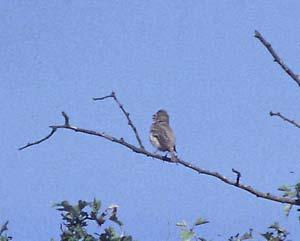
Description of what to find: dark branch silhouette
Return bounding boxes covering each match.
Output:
[62,111,70,126]
[232,168,241,186]
[19,111,70,151]
[20,93,300,207]
[19,128,57,151]
[93,91,145,149]
[254,30,300,86]
[270,111,300,129]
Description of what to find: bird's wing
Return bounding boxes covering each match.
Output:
[151,123,175,151]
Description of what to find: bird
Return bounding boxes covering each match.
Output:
[149,109,178,162]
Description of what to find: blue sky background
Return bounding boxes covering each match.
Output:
[1,1,300,240]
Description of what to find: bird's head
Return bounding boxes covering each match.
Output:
[153,109,169,124]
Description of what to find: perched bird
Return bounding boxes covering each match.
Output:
[149,109,178,162]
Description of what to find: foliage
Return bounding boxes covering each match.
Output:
[261,222,289,241]
[228,229,253,241]
[278,182,300,217]
[175,216,254,241]
[0,221,12,241]
[53,199,132,241]
[0,201,295,241]
[176,217,253,241]
[175,218,293,241]
[176,217,209,241]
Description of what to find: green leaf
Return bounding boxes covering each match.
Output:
[261,232,273,240]
[176,221,187,228]
[278,185,291,192]
[285,191,297,198]
[119,236,133,241]
[283,204,293,216]
[269,222,285,233]
[53,201,75,213]
[194,218,209,226]
[180,230,195,241]
[91,199,101,213]
[77,200,89,210]
[240,229,253,240]
[109,215,123,227]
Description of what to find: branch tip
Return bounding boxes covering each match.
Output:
[254,30,300,86]
[19,127,57,150]
[61,111,70,126]
[270,111,300,128]
[232,168,241,186]
[93,94,114,101]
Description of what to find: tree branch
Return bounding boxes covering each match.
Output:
[93,91,145,149]
[270,111,300,129]
[20,112,300,206]
[254,30,300,86]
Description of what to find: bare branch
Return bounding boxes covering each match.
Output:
[19,128,57,150]
[20,116,300,206]
[93,91,145,149]
[93,93,114,101]
[18,112,72,150]
[254,30,300,86]
[232,168,241,186]
[270,111,300,128]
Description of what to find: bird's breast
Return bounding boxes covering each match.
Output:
[149,133,162,149]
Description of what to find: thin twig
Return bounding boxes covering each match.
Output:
[20,116,300,206]
[232,168,241,186]
[254,30,300,86]
[19,112,72,150]
[62,111,70,126]
[270,111,300,128]
[93,91,145,149]
[93,94,114,101]
[19,128,57,150]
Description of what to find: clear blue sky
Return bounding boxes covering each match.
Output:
[1,1,300,240]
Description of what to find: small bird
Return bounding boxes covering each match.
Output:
[149,109,178,162]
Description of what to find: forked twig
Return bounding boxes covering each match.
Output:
[19,111,71,151]
[270,111,300,129]
[93,91,145,149]
[254,30,300,86]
